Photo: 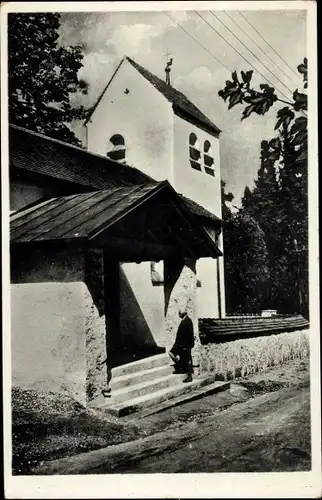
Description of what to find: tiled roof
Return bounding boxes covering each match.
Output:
[9,124,153,189]
[126,58,221,136]
[86,57,221,137]
[199,315,310,343]
[181,195,222,224]
[9,125,221,226]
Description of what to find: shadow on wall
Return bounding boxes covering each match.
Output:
[84,250,105,316]
[10,247,84,284]
[119,267,159,352]
[164,257,196,315]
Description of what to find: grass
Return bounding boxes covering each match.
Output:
[12,387,145,474]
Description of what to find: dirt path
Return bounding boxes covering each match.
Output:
[30,359,310,475]
[90,385,310,474]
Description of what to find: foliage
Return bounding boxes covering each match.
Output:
[218,58,307,164]
[221,181,270,313]
[8,13,88,146]
[223,208,270,314]
[219,59,308,317]
[221,180,234,221]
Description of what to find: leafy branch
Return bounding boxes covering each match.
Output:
[218,58,308,163]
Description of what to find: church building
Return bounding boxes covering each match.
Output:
[9,56,226,413]
[85,56,226,320]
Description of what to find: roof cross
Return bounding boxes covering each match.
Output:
[163,48,172,63]
[163,49,173,86]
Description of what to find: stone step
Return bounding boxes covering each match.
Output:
[107,373,187,404]
[124,380,231,421]
[110,363,175,391]
[101,375,218,417]
[111,353,170,378]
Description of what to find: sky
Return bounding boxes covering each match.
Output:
[58,8,307,205]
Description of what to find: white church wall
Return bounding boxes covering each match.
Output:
[173,115,226,318]
[11,248,87,404]
[218,253,226,318]
[197,258,220,318]
[11,247,109,407]
[197,229,226,319]
[119,262,166,350]
[173,114,221,217]
[86,59,174,183]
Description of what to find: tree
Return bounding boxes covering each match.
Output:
[221,181,269,313]
[221,180,234,221]
[224,211,270,314]
[8,13,88,146]
[219,59,308,316]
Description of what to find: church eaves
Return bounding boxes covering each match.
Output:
[85,56,221,137]
[9,124,153,190]
[10,124,222,226]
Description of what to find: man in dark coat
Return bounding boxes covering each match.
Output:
[169,308,194,383]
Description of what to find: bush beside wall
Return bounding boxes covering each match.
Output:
[199,329,309,381]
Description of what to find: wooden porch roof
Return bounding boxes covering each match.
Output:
[10,181,222,261]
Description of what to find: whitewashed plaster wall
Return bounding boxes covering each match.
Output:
[173,114,221,217]
[10,179,52,212]
[85,59,174,183]
[119,262,166,350]
[173,114,225,317]
[11,247,108,407]
[11,248,87,403]
[197,258,220,318]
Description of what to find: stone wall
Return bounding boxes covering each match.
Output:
[199,329,310,380]
[84,249,108,406]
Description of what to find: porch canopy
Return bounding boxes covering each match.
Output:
[10,180,222,261]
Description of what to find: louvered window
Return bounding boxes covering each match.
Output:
[189,133,202,171]
[203,140,215,176]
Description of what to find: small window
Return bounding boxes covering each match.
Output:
[203,140,215,176]
[189,133,201,171]
[106,134,126,162]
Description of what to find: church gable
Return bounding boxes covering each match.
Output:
[85,57,174,182]
[126,57,221,138]
[85,56,222,218]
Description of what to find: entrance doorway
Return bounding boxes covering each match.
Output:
[104,256,165,368]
